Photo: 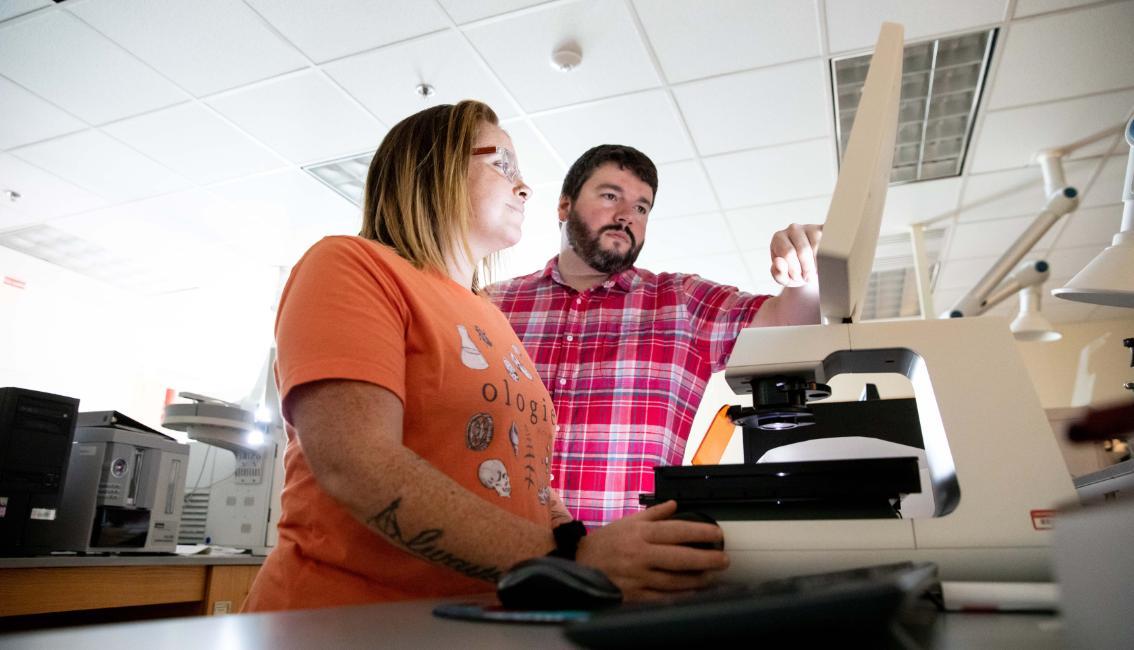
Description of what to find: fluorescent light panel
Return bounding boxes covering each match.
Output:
[0,224,181,294]
[832,29,997,184]
[860,228,945,320]
[304,152,373,207]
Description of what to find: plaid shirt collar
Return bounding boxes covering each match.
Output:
[540,255,638,292]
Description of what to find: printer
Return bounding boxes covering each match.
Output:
[52,411,189,553]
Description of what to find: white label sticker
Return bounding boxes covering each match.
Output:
[30,508,57,521]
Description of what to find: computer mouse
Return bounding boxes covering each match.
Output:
[497,556,623,611]
[670,510,725,551]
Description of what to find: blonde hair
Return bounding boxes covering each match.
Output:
[360,100,500,291]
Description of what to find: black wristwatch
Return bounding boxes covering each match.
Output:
[548,520,588,560]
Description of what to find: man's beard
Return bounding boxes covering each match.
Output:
[564,208,643,275]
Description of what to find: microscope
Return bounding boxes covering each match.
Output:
[642,23,1078,583]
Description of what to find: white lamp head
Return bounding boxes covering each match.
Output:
[1012,283,1062,342]
[1052,117,1134,309]
[1050,235,1134,308]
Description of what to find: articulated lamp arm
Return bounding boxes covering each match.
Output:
[944,187,1078,318]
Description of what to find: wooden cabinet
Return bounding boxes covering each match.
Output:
[0,558,261,633]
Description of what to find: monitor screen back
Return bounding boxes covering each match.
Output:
[817,23,904,324]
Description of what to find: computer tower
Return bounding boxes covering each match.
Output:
[0,387,80,555]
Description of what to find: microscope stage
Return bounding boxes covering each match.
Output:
[640,457,921,521]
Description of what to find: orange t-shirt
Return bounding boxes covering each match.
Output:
[243,236,554,611]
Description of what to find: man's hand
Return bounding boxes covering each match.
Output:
[770,223,822,287]
[575,501,729,601]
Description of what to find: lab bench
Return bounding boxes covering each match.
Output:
[0,554,262,633]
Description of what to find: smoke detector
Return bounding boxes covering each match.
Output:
[550,42,582,72]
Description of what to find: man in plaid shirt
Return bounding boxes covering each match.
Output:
[490,145,822,528]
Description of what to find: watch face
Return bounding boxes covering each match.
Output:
[111,457,128,478]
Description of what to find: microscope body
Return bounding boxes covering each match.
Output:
[719,316,1077,582]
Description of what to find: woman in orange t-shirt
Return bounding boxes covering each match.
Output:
[243,101,727,612]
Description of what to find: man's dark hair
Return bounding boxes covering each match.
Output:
[560,144,658,203]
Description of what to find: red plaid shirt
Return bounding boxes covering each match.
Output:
[490,257,768,527]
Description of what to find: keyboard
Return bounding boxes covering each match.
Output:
[564,561,942,648]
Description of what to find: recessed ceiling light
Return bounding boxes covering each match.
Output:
[0,225,181,294]
[860,228,945,320]
[304,152,374,206]
[832,29,997,184]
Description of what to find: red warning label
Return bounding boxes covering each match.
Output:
[1031,509,1057,530]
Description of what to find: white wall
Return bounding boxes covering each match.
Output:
[1,246,277,434]
[1016,317,1134,409]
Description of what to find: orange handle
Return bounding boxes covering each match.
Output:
[691,404,737,465]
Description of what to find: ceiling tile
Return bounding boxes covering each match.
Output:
[704,138,836,209]
[727,196,832,253]
[103,103,286,185]
[207,169,360,266]
[497,120,565,189]
[1043,243,1108,284]
[969,89,1134,173]
[930,286,967,316]
[207,70,385,165]
[825,0,1007,54]
[49,189,235,256]
[1014,0,1109,18]
[636,248,759,295]
[649,160,718,220]
[69,0,308,97]
[881,177,963,233]
[633,0,821,83]
[935,253,999,290]
[958,157,1101,222]
[674,59,830,156]
[0,11,187,124]
[1047,203,1124,251]
[639,211,736,260]
[729,197,834,295]
[0,153,107,227]
[464,0,660,112]
[324,30,520,126]
[10,129,189,203]
[989,1,1134,109]
[244,0,449,63]
[0,76,86,149]
[531,90,693,166]
[436,0,551,24]
[947,213,1059,261]
[0,0,51,22]
[1079,154,1132,210]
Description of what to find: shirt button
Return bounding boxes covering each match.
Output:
[603,281,613,288]
[575,297,582,304]
[554,425,560,432]
[558,378,567,385]
[566,335,574,342]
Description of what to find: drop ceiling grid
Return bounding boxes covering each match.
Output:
[0,0,1127,321]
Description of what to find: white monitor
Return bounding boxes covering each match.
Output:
[816,22,904,324]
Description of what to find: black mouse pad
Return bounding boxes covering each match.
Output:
[433,602,592,625]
